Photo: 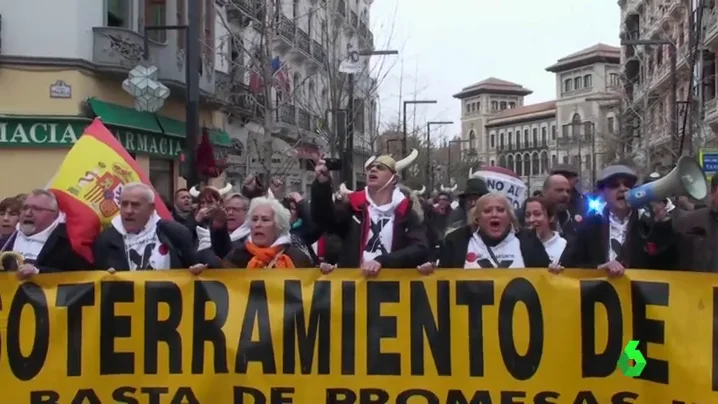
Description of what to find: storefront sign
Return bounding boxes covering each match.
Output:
[0,119,182,158]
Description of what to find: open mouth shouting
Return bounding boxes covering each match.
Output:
[488,218,502,233]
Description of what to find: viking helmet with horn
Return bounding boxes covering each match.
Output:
[189,183,233,198]
[266,188,276,200]
[364,149,419,173]
[410,185,426,197]
[439,184,458,193]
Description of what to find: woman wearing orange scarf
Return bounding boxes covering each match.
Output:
[223,197,313,268]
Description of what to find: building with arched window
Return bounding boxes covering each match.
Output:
[455,43,621,193]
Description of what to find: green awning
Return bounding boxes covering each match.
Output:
[87,98,163,134]
[156,115,231,146]
[155,115,185,139]
[209,129,231,147]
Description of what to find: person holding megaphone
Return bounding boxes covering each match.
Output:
[557,163,689,275]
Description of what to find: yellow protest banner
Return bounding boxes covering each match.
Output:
[0,269,716,403]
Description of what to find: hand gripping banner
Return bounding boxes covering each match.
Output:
[0,269,715,403]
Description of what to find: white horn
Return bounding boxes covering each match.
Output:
[449,184,458,192]
[267,188,275,199]
[364,156,376,170]
[469,167,473,177]
[218,183,233,196]
[394,149,419,172]
[189,186,200,198]
[416,185,426,195]
[339,182,353,194]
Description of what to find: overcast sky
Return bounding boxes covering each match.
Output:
[369,0,621,142]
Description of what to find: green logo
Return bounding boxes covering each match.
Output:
[617,340,646,377]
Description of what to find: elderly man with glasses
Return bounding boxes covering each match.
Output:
[0,189,92,278]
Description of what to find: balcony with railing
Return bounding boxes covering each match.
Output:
[92,26,215,95]
[274,15,295,51]
[293,27,311,60]
[311,40,327,69]
[705,9,718,51]
[277,104,296,126]
[297,108,311,132]
[227,0,264,22]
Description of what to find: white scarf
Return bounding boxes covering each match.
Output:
[465,230,524,269]
[542,231,567,265]
[608,212,629,262]
[230,222,250,242]
[111,212,170,270]
[362,187,405,263]
[12,212,66,264]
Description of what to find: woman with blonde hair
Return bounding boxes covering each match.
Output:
[436,192,550,269]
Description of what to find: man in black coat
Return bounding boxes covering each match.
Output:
[4,189,92,279]
[93,183,206,272]
[311,150,428,275]
[560,165,679,273]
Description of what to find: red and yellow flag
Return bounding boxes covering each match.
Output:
[48,118,171,263]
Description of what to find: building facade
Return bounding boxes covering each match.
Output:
[619,0,694,171]
[222,0,378,192]
[0,0,232,199]
[454,44,621,192]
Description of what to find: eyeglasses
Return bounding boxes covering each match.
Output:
[21,205,56,213]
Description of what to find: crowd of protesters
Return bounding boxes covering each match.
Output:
[1,149,717,277]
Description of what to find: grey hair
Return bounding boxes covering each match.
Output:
[121,182,155,204]
[28,189,58,211]
[247,196,291,236]
[224,192,249,206]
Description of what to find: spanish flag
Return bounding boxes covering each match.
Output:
[48,118,171,263]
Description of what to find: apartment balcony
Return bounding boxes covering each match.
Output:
[289,27,311,62]
[644,1,686,40]
[311,40,327,70]
[632,46,691,102]
[297,108,311,132]
[705,98,718,132]
[705,9,718,51]
[274,15,295,52]
[306,40,323,72]
[92,26,215,96]
[226,0,264,24]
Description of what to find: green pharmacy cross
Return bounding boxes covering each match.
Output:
[617,340,647,377]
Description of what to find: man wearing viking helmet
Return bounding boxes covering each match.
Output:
[311,149,429,275]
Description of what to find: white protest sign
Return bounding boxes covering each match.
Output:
[473,170,527,209]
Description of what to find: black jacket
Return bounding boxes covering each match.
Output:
[1,224,92,273]
[310,180,429,268]
[224,242,313,268]
[92,219,199,270]
[560,209,678,270]
[438,226,551,268]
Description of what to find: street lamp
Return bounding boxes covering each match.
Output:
[621,38,678,164]
[341,49,398,186]
[426,120,453,190]
[403,100,437,157]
